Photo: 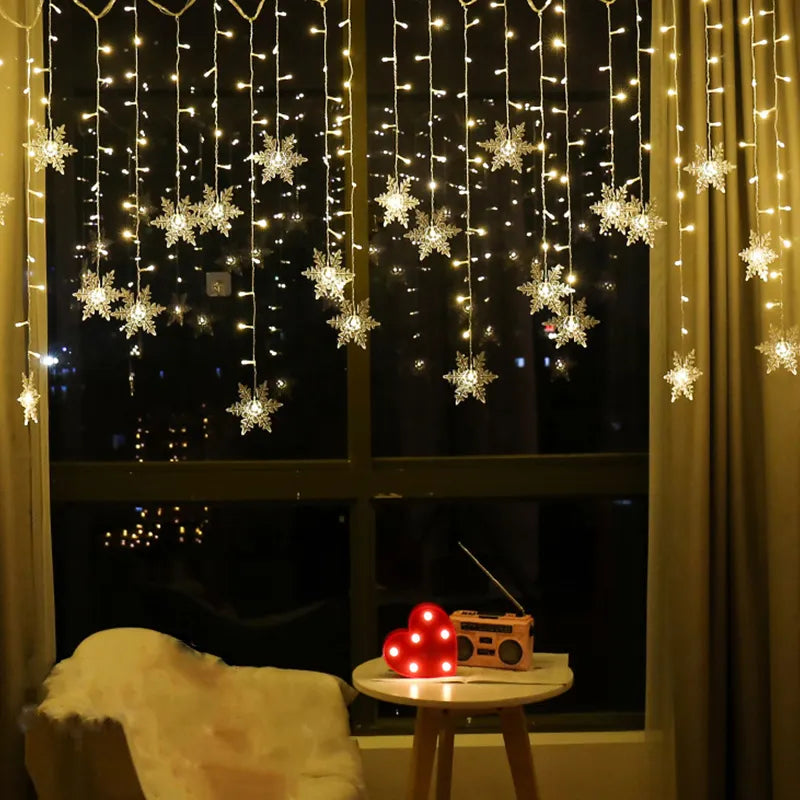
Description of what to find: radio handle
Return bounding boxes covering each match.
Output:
[457,541,527,616]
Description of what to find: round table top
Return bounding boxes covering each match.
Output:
[352,658,573,711]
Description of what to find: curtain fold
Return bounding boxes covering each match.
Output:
[0,1,55,798]
[648,1,800,799]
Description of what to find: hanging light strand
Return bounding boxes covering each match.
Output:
[634,0,644,198]
[212,0,220,196]
[536,4,549,273]
[321,0,331,260]
[426,0,435,218]
[558,3,574,305]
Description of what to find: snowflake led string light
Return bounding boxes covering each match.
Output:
[405,208,460,260]
[113,286,166,339]
[150,8,198,247]
[591,184,630,235]
[685,143,734,194]
[376,176,419,229]
[740,231,778,282]
[684,1,733,195]
[152,197,199,247]
[190,310,214,337]
[253,133,308,186]
[227,382,283,435]
[478,1,534,174]
[517,262,573,315]
[302,249,354,302]
[167,293,190,326]
[478,121,536,173]
[73,270,122,321]
[195,186,242,236]
[28,123,76,174]
[544,297,599,348]
[444,352,497,405]
[17,372,40,426]
[197,2,243,236]
[663,349,703,402]
[756,325,800,375]
[327,300,380,349]
[0,193,12,226]
[375,0,420,228]
[625,200,666,248]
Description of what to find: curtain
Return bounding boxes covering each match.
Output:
[0,1,55,798]
[648,1,800,799]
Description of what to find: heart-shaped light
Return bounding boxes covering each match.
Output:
[382,602,457,678]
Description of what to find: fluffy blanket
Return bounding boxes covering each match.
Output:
[38,628,366,800]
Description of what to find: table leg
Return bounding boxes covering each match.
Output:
[499,706,540,800]
[408,708,442,800]
[435,712,455,800]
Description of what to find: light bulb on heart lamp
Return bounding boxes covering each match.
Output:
[382,602,457,678]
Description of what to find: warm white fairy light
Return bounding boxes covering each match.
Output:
[684,0,733,193]
[226,2,282,434]
[196,0,242,236]
[151,7,198,247]
[73,4,121,320]
[113,0,164,337]
[329,0,379,348]
[544,1,599,348]
[478,1,534,173]
[590,0,630,235]
[444,0,497,405]
[405,0,460,260]
[753,0,796,374]
[662,0,702,401]
[253,0,308,186]
[375,0,419,228]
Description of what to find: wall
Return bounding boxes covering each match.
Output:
[357,731,654,800]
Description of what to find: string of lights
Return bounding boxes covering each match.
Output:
[684,0,733,193]
[303,0,354,304]
[662,0,702,401]
[754,0,799,373]
[405,2,460,261]
[478,0,534,173]
[225,0,282,433]
[375,0,418,228]
[444,0,496,404]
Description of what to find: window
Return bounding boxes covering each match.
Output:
[48,0,649,733]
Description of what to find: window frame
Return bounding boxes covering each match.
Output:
[48,0,648,732]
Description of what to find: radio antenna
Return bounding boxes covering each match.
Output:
[458,541,527,615]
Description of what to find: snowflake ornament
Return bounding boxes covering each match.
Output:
[590,184,631,235]
[190,311,214,337]
[302,249,354,302]
[152,197,199,247]
[167,293,190,326]
[195,185,243,236]
[664,349,703,402]
[0,192,12,226]
[517,262,574,315]
[113,286,166,338]
[444,351,497,405]
[756,324,800,375]
[28,123,77,174]
[684,144,734,193]
[327,299,380,349]
[73,270,122,321]
[253,133,308,185]
[544,297,599,348]
[227,382,282,435]
[625,199,666,248]
[477,122,536,173]
[376,176,420,228]
[17,372,40,425]
[405,208,461,260]
[740,231,778,282]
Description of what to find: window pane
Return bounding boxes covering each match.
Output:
[52,503,351,680]
[375,499,647,719]
[47,1,347,460]
[367,1,649,455]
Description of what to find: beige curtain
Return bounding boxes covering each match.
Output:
[648,1,800,799]
[0,1,55,798]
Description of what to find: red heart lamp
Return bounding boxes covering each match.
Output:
[382,602,457,678]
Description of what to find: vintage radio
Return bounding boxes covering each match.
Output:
[451,543,535,671]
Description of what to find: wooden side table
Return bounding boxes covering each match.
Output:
[353,658,573,800]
